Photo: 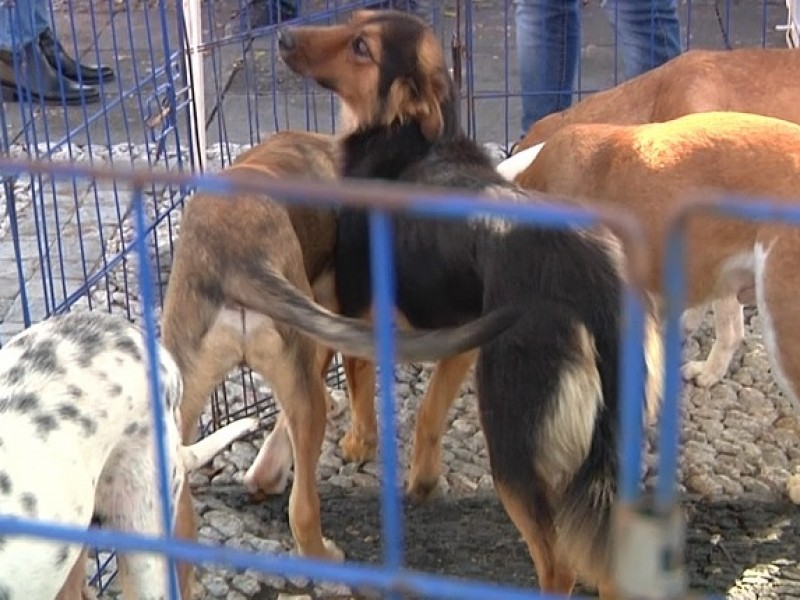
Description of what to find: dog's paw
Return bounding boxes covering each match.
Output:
[681,360,724,388]
[340,430,377,463]
[242,462,291,497]
[406,474,443,505]
[323,538,346,562]
[81,585,99,600]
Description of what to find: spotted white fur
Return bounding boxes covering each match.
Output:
[0,311,258,600]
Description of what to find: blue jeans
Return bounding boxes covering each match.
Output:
[0,0,50,51]
[514,0,681,136]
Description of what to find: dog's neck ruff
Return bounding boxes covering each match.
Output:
[341,121,433,180]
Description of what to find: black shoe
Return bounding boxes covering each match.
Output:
[0,43,100,105]
[38,28,114,85]
[232,0,297,33]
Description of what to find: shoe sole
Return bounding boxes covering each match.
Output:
[1,81,100,106]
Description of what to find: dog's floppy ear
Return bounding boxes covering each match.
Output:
[385,69,450,139]
[416,68,449,139]
[414,35,452,139]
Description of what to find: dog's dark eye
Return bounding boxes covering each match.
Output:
[352,37,370,58]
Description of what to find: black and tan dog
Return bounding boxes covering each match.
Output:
[160,129,516,563]
[271,10,663,597]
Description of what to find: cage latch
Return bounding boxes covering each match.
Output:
[613,497,694,600]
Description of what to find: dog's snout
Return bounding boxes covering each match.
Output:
[277,28,295,51]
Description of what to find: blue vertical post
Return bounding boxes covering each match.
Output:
[617,286,647,503]
[657,223,687,509]
[368,209,404,591]
[133,186,181,600]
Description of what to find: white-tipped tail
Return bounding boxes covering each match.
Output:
[496,142,546,181]
[181,417,261,471]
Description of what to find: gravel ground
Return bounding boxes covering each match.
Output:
[4,142,800,599]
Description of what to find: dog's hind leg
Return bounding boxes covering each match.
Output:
[54,548,95,600]
[407,350,477,503]
[246,326,344,560]
[176,323,244,444]
[681,294,743,387]
[244,346,336,496]
[495,481,576,594]
[173,484,201,599]
[755,234,800,410]
[340,356,378,463]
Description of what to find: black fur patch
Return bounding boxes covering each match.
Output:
[54,312,106,368]
[19,492,37,517]
[0,472,11,495]
[0,584,10,600]
[57,404,80,420]
[20,339,64,376]
[55,545,71,567]
[79,416,97,436]
[2,365,24,386]
[114,336,143,363]
[33,414,58,440]
[0,393,40,414]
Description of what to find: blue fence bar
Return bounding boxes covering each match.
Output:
[132,183,182,599]
[368,209,404,575]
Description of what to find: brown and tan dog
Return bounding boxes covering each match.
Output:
[513,47,800,154]
[160,129,517,566]
[275,10,668,597]
[512,111,800,415]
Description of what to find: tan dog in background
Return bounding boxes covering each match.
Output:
[513,47,800,153]
[509,111,800,403]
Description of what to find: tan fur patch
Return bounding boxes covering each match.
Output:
[535,324,603,496]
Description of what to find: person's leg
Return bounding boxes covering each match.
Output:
[0,0,101,103]
[514,0,581,137]
[602,0,681,80]
[32,0,51,38]
[1,0,38,49]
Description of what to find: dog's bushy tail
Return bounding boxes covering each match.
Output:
[554,312,663,585]
[225,264,520,363]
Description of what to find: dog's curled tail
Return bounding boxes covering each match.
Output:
[226,264,520,363]
[181,417,260,472]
